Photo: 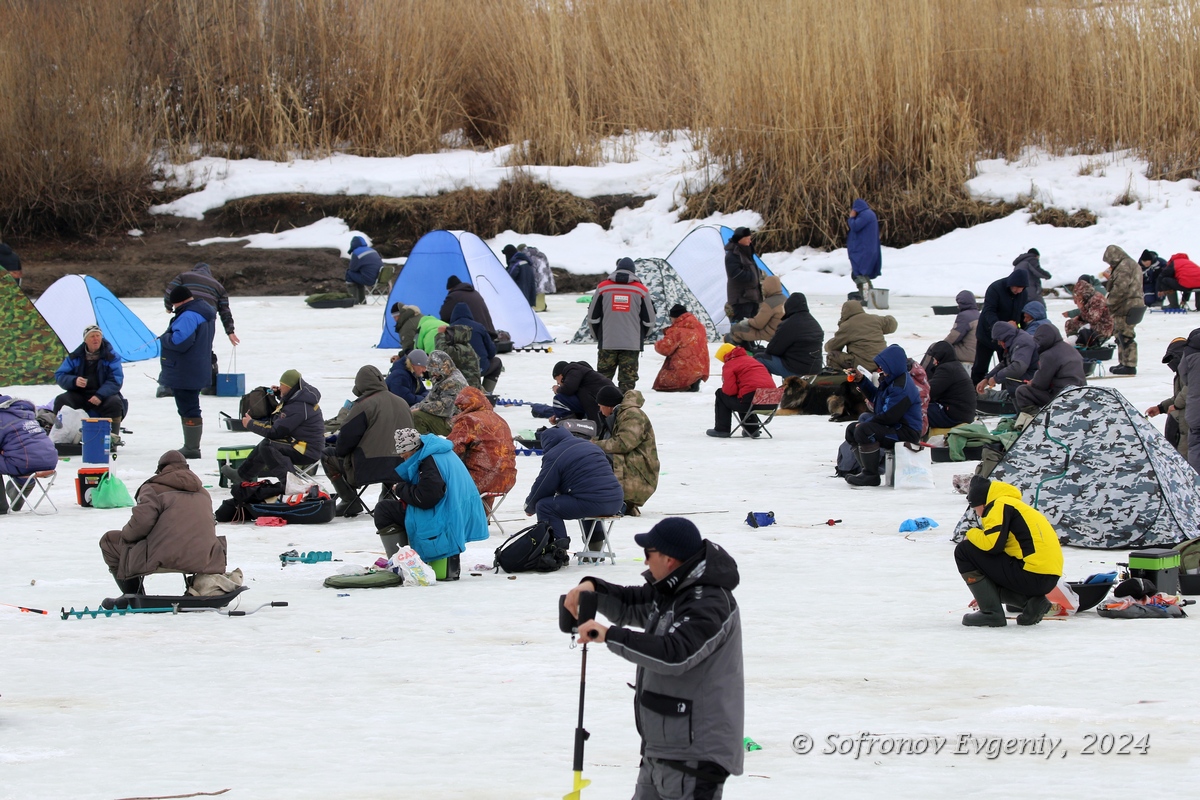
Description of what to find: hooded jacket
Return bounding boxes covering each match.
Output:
[335,365,413,486]
[0,243,20,273]
[345,236,384,287]
[557,361,619,426]
[435,323,482,388]
[978,274,1027,346]
[987,322,1039,383]
[1065,280,1114,340]
[0,395,58,476]
[1166,253,1200,290]
[965,480,1064,577]
[595,390,660,507]
[448,387,518,496]
[588,540,744,776]
[393,434,489,562]
[416,315,445,355]
[730,275,786,343]
[1022,301,1050,334]
[860,344,923,439]
[724,240,763,308]
[414,351,468,419]
[1177,328,1200,430]
[720,346,775,399]
[847,199,882,279]
[588,263,654,352]
[1159,338,1189,452]
[524,427,624,514]
[104,451,226,580]
[450,303,497,367]
[945,290,980,363]
[385,356,430,406]
[1012,250,1050,303]
[55,339,124,399]
[164,263,236,335]
[506,251,537,306]
[392,304,424,352]
[1026,325,1086,397]
[160,298,217,391]
[824,300,898,369]
[1102,245,1145,318]
[440,283,496,334]
[653,313,710,391]
[765,292,824,375]
[246,377,325,456]
[924,341,977,424]
[525,245,556,294]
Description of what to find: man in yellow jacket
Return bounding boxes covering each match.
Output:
[956,476,1064,627]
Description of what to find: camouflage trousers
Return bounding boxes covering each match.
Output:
[597,349,640,393]
[1113,319,1138,367]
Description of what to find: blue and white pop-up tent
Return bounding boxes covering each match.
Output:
[665,224,784,334]
[378,230,552,349]
[35,275,161,362]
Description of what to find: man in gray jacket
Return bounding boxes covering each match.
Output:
[1013,325,1086,413]
[976,322,1039,395]
[588,258,654,393]
[564,517,743,799]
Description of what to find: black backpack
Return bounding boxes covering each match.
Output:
[240,386,280,420]
[493,523,570,573]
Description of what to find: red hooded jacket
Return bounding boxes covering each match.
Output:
[1169,253,1200,290]
[720,347,775,398]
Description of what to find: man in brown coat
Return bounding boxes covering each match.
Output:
[728,275,786,349]
[99,451,226,595]
[1101,244,1146,375]
[825,299,898,371]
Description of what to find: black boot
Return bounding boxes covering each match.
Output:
[116,576,145,596]
[443,554,461,581]
[961,571,1007,627]
[1016,595,1052,626]
[845,445,881,486]
[0,479,8,515]
[330,475,363,517]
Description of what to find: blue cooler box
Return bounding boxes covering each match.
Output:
[216,373,246,397]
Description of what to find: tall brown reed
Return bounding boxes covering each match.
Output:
[1,0,1198,244]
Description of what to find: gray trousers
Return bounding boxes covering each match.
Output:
[632,757,727,800]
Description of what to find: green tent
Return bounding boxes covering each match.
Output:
[0,272,66,386]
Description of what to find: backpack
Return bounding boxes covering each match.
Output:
[1175,537,1200,574]
[834,441,860,477]
[493,522,570,573]
[240,386,280,420]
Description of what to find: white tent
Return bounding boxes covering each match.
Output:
[665,224,782,335]
[35,274,160,362]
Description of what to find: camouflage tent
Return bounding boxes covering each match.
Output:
[953,386,1200,549]
[0,272,65,387]
[571,258,722,344]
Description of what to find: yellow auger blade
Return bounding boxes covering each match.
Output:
[563,770,591,800]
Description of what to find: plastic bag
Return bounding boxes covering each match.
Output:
[893,444,935,490]
[51,406,88,444]
[91,473,134,508]
[387,546,438,586]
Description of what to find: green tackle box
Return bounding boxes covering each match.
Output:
[1128,548,1181,595]
[216,445,257,488]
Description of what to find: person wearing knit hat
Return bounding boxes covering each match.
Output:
[164,262,239,345]
[595,384,624,410]
[160,275,217,459]
[561,517,744,793]
[229,367,325,486]
[587,257,654,393]
[652,304,711,392]
[549,361,618,427]
[394,427,422,455]
[279,369,301,391]
[594,383,659,516]
[385,348,430,407]
[669,304,687,319]
[971,268,1030,386]
[52,323,127,447]
[955,476,1063,628]
[725,227,763,326]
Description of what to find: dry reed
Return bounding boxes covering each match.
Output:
[0,0,1198,246]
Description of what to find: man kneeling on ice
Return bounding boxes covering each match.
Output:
[956,476,1063,627]
[562,517,744,798]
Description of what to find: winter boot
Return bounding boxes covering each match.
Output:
[330,474,364,517]
[1014,412,1035,430]
[845,445,881,487]
[482,376,499,394]
[220,464,242,485]
[178,417,203,459]
[109,416,124,448]
[443,554,461,581]
[1165,290,1181,309]
[1016,594,1052,626]
[0,480,8,514]
[377,524,407,558]
[961,571,1007,627]
[116,576,145,596]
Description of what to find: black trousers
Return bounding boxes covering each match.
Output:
[954,540,1058,597]
[845,419,914,447]
[713,390,759,433]
[238,441,317,484]
[54,391,125,421]
[971,340,996,385]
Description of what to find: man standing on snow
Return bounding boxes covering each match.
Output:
[164,262,240,346]
[971,270,1028,385]
[847,199,881,296]
[1101,244,1146,375]
[563,517,744,799]
[588,257,654,393]
[724,227,762,325]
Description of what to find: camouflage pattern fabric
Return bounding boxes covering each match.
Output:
[952,386,1200,549]
[572,258,721,344]
[0,272,66,386]
[597,349,640,393]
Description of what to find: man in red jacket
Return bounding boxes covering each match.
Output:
[1157,253,1200,310]
[707,343,776,439]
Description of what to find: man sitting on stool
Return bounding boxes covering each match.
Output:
[230,369,324,486]
[955,476,1063,627]
[53,324,128,446]
[843,344,922,487]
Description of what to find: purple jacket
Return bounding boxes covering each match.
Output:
[0,395,58,476]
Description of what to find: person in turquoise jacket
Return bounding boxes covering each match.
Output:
[372,429,487,578]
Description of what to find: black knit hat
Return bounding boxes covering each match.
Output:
[502,244,517,258]
[669,303,687,318]
[634,517,704,562]
[966,476,991,508]
[552,361,569,378]
[733,226,753,240]
[596,385,623,408]
[169,285,193,305]
[446,275,462,290]
[1140,249,1157,263]
[390,302,401,315]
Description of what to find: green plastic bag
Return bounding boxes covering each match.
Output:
[92,473,134,509]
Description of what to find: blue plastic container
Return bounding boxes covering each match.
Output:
[216,373,246,397]
[81,418,111,464]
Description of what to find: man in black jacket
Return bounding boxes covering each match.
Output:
[233,369,324,485]
[564,517,744,798]
[971,270,1028,385]
[724,227,762,324]
[756,292,823,377]
[922,341,977,428]
[551,360,618,427]
[439,275,496,334]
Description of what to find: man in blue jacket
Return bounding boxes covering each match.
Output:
[844,344,922,487]
[848,199,882,295]
[525,425,624,548]
[54,324,127,445]
[345,235,383,305]
[386,348,430,406]
[160,286,216,458]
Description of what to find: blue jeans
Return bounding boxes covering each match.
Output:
[755,353,800,378]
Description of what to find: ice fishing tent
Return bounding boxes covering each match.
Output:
[571,258,722,344]
[35,275,160,362]
[666,224,783,335]
[378,230,552,349]
[0,272,66,386]
[952,386,1200,549]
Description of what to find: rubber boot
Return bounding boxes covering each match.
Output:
[0,480,8,514]
[961,571,1007,627]
[1016,595,1052,626]
[330,474,364,517]
[116,576,145,596]
[1166,290,1181,309]
[482,376,498,394]
[178,418,203,459]
[443,554,461,581]
[999,588,1029,614]
[378,524,407,558]
[109,416,123,448]
[845,445,882,486]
